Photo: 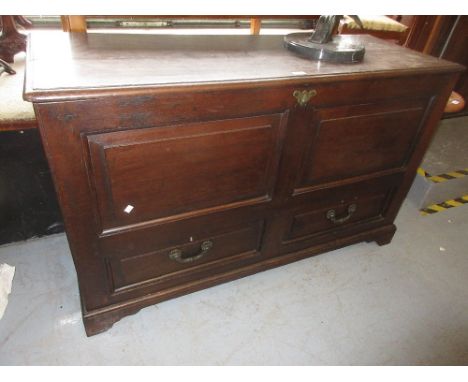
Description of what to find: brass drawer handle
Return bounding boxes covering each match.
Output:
[168,240,213,264]
[293,89,317,107]
[326,204,357,224]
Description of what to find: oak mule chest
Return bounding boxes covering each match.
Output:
[24,32,463,336]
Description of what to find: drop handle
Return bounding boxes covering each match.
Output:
[168,240,213,264]
[326,204,357,224]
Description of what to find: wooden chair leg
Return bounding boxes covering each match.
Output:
[61,16,87,33]
[250,18,261,35]
[0,16,27,63]
[14,16,33,29]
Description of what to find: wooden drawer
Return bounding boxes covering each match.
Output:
[99,217,266,295]
[278,174,401,253]
[286,194,388,242]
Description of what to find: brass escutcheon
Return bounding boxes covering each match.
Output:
[293,89,317,107]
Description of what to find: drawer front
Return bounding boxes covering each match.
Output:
[295,97,430,190]
[278,174,401,253]
[99,214,266,295]
[286,193,388,242]
[86,113,286,232]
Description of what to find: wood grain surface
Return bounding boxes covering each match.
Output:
[24,32,463,102]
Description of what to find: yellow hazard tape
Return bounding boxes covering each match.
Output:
[417,168,427,177]
[418,167,468,183]
[428,204,446,212]
[445,199,463,207]
[447,172,465,178]
[428,176,446,183]
[420,194,468,216]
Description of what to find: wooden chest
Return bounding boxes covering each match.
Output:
[24,32,463,336]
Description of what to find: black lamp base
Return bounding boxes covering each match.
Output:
[284,33,365,64]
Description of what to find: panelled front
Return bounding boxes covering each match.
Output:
[34,87,295,311]
[86,113,287,232]
[76,79,436,292]
[31,69,459,336]
[294,97,431,192]
[80,100,291,300]
[272,82,438,253]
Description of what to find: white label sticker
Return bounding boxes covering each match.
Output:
[124,205,134,214]
[292,71,307,75]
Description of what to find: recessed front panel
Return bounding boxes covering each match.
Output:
[296,98,428,189]
[87,113,286,231]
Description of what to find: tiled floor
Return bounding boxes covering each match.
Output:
[0,199,467,365]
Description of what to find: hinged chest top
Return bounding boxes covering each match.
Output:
[24,32,462,102]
